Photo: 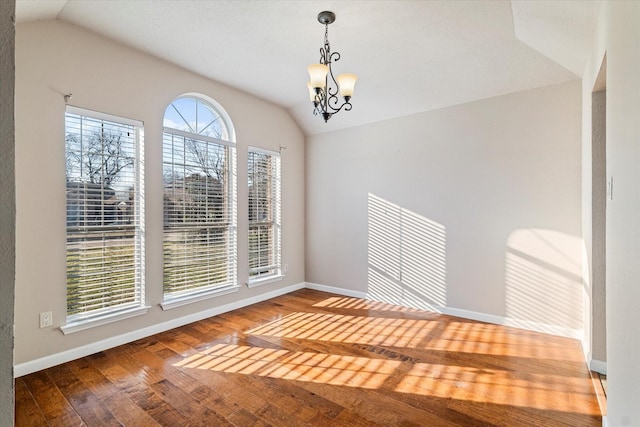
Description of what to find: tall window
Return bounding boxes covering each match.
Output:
[162,96,237,306]
[64,106,145,330]
[248,147,281,282]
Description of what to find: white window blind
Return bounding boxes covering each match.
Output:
[248,147,281,280]
[162,97,237,304]
[65,107,145,323]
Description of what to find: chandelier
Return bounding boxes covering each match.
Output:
[307,11,358,122]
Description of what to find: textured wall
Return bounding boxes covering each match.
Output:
[0,0,16,425]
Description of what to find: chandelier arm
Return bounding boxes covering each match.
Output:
[312,89,328,117]
[314,71,352,116]
[326,51,341,98]
[326,92,342,111]
[328,99,353,115]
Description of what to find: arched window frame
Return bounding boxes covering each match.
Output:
[160,94,238,309]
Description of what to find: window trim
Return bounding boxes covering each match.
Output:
[247,274,284,288]
[160,284,239,310]
[247,146,281,286]
[162,127,235,147]
[66,105,143,128]
[61,305,150,335]
[63,106,146,332]
[161,95,238,306]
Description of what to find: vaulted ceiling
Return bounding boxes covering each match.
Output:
[16,0,600,135]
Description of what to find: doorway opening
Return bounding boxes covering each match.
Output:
[591,53,607,376]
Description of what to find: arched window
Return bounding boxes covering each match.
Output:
[161,95,237,307]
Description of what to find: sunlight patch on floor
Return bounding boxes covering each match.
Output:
[245,310,584,362]
[173,342,599,415]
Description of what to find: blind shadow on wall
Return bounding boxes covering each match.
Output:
[505,229,583,332]
[367,193,447,311]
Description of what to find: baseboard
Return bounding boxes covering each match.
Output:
[306,282,583,340]
[590,359,607,375]
[14,282,305,378]
[305,282,368,299]
[441,306,584,340]
[589,368,608,422]
[306,282,584,340]
[602,415,609,427]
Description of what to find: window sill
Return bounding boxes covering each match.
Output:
[247,274,284,288]
[61,305,150,335]
[160,285,240,310]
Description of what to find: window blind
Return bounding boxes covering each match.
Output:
[162,132,237,299]
[248,148,281,280]
[65,107,144,322]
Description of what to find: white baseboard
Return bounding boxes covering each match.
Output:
[305,282,368,299]
[441,306,584,340]
[602,415,609,427]
[306,282,583,340]
[14,282,305,378]
[590,359,607,375]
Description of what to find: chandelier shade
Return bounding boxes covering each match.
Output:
[336,73,357,99]
[307,64,329,89]
[306,11,358,122]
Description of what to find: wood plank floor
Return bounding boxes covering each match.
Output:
[15,289,602,426]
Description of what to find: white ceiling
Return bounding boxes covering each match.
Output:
[15,0,600,136]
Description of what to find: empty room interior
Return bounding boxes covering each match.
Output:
[2,1,640,426]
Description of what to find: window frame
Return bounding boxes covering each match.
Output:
[161,96,238,309]
[62,106,148,334]
[247,146,282,287]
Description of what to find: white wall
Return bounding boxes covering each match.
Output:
[306,80,583,337]
[0,1,15,424]
[583,2,640,425]
[14,20,305,368]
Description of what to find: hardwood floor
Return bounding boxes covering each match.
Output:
[15,289,602,426]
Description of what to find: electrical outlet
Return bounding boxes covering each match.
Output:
[283,263,289,273]
[40,311,53,328]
